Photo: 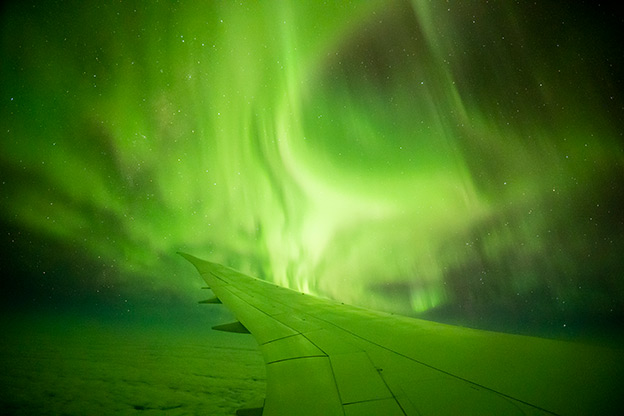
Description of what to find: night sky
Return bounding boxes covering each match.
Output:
[1,0,624,413]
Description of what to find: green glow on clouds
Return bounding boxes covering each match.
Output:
[1,1,623,325]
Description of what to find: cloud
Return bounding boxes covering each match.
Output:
[0,313,266,416]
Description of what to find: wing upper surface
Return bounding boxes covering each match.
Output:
[179,253,623,415]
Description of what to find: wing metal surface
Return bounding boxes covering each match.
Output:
[179,253,623,415]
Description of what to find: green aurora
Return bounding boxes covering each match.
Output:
[2,0,624,337]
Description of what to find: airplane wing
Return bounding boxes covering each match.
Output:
[179,253,623,415]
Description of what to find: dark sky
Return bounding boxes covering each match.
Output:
[1,0,623,341]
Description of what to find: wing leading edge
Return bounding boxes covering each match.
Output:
[179,253,623,415]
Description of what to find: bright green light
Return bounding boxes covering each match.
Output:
[1,1,622,323]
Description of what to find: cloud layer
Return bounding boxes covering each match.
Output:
[0,314,266,415]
